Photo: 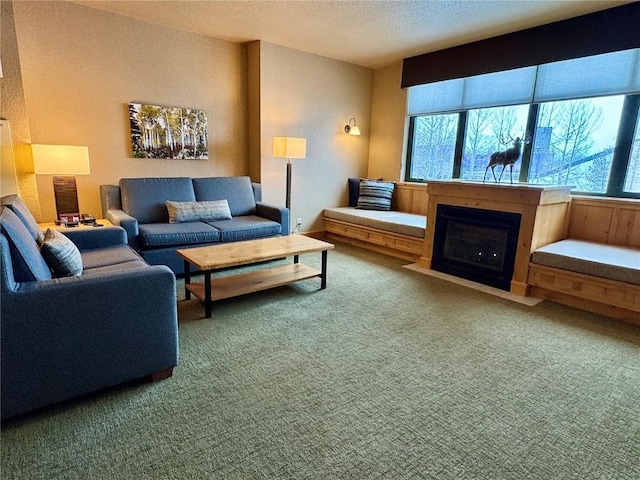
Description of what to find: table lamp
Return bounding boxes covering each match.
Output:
[32,144,90,220]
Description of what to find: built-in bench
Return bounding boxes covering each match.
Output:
[323,182,428,261]
[528,196,640,325]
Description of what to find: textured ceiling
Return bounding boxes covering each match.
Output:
[70,0,631,69]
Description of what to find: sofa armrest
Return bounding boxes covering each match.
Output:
[106,209,140,249]
[100,184,122,218]
[57,226,128,251]
[1,265,178,418]
[252,182,263,202]
[256,202,289,236]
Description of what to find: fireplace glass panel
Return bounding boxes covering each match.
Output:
[443,221,508,273]
[432,205,521,291]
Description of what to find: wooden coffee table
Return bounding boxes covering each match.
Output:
[177,235,335,318]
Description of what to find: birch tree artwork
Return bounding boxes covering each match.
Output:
[129,103,208,159]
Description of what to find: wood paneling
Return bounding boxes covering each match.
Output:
[567,196,640,248]
[394,182,429,215]
[324,218,423,262]
[528,263,640,325]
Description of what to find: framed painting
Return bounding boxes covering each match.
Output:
[129,103,208,159]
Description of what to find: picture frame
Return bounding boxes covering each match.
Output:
[128,103,208,159]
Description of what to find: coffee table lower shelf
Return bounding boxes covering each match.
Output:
[185,263,322,303]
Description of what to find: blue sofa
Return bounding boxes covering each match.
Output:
[100,176,289,274]
[0,195,178,419]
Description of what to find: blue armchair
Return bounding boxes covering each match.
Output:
[0,195,179,419]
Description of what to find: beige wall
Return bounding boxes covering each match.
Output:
[1,0,41,219]
[6,1,377,228]
[256,41,372,232]
[11,1,248,221]
[368,63,407,182]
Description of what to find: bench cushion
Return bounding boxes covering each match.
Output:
[532,239,640,285]
[323,207,426,238]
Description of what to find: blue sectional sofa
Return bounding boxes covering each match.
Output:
[100,176,289,274]
[0,195,178,419]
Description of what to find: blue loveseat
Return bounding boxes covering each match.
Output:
[100,176,289,274]
[0,195,178,419]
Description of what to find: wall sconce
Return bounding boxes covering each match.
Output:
[344,118,361,136]
[32,144,90,219]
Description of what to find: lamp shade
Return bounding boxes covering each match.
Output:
[273,137,306,159]
[32,144,90,175]
[348,125,361,136]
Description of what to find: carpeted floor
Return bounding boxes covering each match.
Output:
[2,243,639,479]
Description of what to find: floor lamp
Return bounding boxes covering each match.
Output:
[273,137,306,232]
[32,144,90,220]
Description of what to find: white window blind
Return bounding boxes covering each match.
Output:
[407,48,640,116]
[534,49,640,102]
[464,67,537,108]
[407,78,464,115]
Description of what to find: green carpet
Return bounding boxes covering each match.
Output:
[2,243,639,479]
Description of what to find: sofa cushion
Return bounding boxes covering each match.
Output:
[120,177,196,224]
[0,207,52,282]
[166,200,232,223]
[81,244,146,270]
[356,180,395,211]
[138,222,220,248]
[1,194,44,243]
[531,239,640,285]
[192,176,257,216]
[40,228,83,277]
[206,216,281,242]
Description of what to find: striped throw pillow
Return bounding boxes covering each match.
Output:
[40,228,83,277]
[356,180,395,211]
[166,200,232,223]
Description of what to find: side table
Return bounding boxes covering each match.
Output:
[38,219,113,231]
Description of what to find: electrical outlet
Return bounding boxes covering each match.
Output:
[296,218,302,227]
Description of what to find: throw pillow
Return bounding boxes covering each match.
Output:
[348,177,384,207]
[40,228,83,277]
[166,200,232,223]
[356,180,395,211]
[348,178,361,207]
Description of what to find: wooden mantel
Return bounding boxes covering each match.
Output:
[418,180,572,296]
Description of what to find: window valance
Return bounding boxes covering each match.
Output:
[401,3,640,90]
[407,48,640,116]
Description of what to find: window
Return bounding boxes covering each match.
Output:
[623,117,640,193]
[405,49,640,198]
[461,105,529,183]
[528,96,624,193]
[407,114,458,180]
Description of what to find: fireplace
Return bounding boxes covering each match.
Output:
[432,205,521,291]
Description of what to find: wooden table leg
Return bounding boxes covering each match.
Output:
[320,250,328,289]
[184,260,191,300]
[204,270,212,319]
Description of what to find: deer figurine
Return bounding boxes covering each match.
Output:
[483,134,530,184]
